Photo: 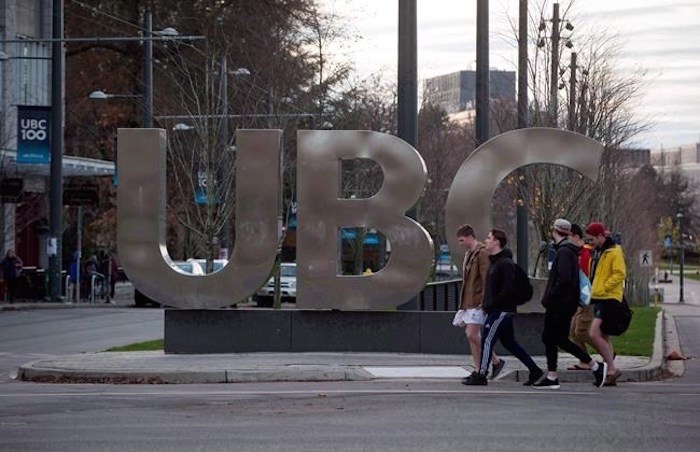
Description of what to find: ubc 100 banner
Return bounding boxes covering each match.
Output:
[17,105,51,164]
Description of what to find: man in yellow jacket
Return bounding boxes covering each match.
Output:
[585,222,626,386]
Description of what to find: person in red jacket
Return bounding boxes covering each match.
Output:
[568,224,596,370]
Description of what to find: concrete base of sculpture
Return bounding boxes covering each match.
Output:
[164,310,545,355]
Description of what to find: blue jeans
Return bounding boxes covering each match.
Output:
[479,311,539,376]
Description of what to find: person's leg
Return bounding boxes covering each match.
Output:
[497,313,539,372]
[541,312,560,375]
[478,312,505,376]
[7,278,16,302]
[465,323,482,369]
[555,314,594,365]
[578,306,595,351]
[589,316,618,375]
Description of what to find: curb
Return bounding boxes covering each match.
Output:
[16,311,669,385]
[18,363,374,384]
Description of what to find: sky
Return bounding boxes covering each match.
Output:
[320,0,700,150]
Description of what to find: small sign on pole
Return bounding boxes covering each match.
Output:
[639,250,653,267]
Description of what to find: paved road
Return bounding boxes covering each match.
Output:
[0,308,162,383]
[0,377,698,451]
[0,289,699,450]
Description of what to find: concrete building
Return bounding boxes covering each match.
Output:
[651,142,700,186]
[423,70,516,114]
[0,1,114,273]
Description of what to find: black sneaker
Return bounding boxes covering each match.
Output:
[533,377,560,389]
[592,361,608,388]
[462,373,488,386]
[490,359,506,380]
[523,367,544,386]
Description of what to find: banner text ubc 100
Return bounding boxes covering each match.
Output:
[117,128,603,310]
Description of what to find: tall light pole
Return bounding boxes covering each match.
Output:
[475,0,489,146]
[48,0,65,302]
[516,0,528,273]
[397,0,417,150]
[677,212,685,303]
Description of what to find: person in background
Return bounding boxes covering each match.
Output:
[568,224,596,370]
[1,249,23,303]
[68,251,80,302]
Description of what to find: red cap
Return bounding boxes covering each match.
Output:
[586,222,606,237]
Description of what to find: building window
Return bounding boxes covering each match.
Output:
[17,1,42,38]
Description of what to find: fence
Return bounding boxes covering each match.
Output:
[418,278,461,311]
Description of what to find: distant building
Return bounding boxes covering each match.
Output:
[424,70,516,115]
[0,1,114,273]
[620,148,651,168]
[651,142,700,186]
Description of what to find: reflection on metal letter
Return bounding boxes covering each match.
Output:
[117,129,281,308]
[445,127,604,261]
[297,130,434,310]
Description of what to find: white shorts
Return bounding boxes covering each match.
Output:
[463,308,486,325]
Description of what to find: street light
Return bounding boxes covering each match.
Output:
[677,212,685,303]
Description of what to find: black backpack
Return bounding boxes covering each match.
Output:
[513,262,533,305]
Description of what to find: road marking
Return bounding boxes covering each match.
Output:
[0,388,595,397]
[365,366,470,378]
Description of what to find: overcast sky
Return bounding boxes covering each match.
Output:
[321,0,699,150]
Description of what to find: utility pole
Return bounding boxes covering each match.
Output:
[219,53,230,261]
[516,0,529,272]
[475,0,489,145]
[549,2,560,127]
[677,212,685,303]
[142,10,153,128]
[48,0,64,302]
[567,52,577,131]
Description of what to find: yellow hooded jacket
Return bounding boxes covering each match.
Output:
[591,243,626,302]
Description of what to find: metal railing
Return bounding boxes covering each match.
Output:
[418,278,461,311]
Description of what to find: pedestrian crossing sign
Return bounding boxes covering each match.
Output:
[639,250,652,267]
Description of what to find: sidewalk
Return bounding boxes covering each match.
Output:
[12,281,700,385]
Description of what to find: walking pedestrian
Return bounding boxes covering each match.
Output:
[534,219,607,389]
[1,249,23,303]
[567,224,596,370]
[586,222,626,386]
[455,225,505,381]
[463,229,544,386]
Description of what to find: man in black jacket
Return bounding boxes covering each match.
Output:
[463,229,544,386]
[534,219,607,389]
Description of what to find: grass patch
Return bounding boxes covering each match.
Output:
[610,307,659,357]
[106,339,164,352]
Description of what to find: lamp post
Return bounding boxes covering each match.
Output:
[538,4,574,128]
[516,0,528,273]
[677,212,685,303]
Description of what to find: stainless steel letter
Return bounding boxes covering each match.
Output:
[297,130,434,310]
[117,129,281,308]
[445,127,604,261]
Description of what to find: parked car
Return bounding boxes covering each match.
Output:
[192,259,228,274]
[255,262,297,307]
[134,260,204,307]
